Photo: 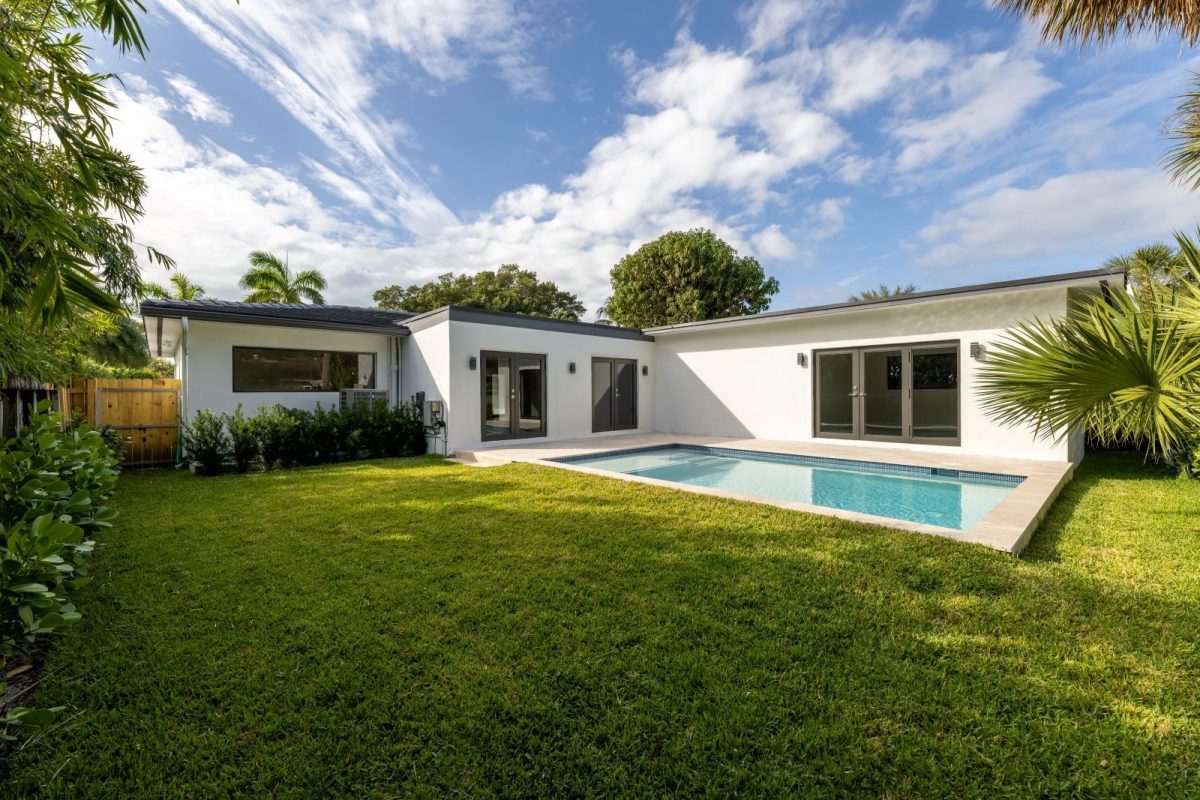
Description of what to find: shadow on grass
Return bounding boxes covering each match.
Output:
[7,454,1199,797]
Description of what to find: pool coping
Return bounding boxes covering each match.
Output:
[453,434,1075,555]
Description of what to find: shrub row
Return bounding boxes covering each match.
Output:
[1,403,121,737]
[182,400,428,475]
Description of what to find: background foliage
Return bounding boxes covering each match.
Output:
[374,264,585,321]
[601,229,779,328]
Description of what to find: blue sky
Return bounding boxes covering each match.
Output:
[104,0,1200,314]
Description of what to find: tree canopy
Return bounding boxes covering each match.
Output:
[601,229,779,328]
[240,251,326,304]
[849,283,918,302]
[373,264,585,320]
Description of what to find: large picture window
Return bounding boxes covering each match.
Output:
[232,347,376,392]
[814,341,959,445]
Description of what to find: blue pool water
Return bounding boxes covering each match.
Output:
[554,445,1023,531]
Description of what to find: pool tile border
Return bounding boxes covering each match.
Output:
[553,443,1025,487]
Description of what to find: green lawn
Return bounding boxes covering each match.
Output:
[3,453,1199,797]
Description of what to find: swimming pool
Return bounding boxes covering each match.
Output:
[553,445,1024,531]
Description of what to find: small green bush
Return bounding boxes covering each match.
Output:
[225,406,257,474]
[181,409,230,475]
[184,400,427,476]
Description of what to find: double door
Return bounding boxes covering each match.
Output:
[592,358,637,432]
[481,351,546,441]
[814,342,959,445]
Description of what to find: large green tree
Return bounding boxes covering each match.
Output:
[601,229,779,328]
[0,0,171,325]
[239,251,326,304]
[373,264,585,320]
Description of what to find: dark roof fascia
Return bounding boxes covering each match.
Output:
[645,267,1127,335]
[403,306,654,341]
[139,303,411,336]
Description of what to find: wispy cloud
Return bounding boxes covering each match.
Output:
[164,73,232,125]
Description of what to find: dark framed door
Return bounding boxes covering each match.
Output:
[481,351,546,441]
[813,342,959,446]
[592,357,637,432]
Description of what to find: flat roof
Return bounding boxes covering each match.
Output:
[644,267,1126,335]
[402,305,654,341]
[140,299,415,335]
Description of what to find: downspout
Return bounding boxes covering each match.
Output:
[179,316,189,464]
[392,336,403,406]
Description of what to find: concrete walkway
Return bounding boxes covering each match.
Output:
[454,433,1074,555]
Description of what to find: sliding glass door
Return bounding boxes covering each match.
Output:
[481,351,546,441]
[814,342,959,445]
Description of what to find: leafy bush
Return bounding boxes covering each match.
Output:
[1,402,121,739]
[185,399,427,476]
[225,406,258,474]
[181,410,230,476]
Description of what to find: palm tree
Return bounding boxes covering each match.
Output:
[1104,243,1189,299]
[849,283,918,302]
[979,231,1200,469]
[239,251,327,304]
[143,272,206,300]
[994,1,1200,189]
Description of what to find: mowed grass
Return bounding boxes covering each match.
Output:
[3,453,1199,798]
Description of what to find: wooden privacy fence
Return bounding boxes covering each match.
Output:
[65,378,181,468]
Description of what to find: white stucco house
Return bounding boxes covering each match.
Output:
[142,266,1122,464]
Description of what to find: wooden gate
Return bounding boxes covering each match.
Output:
[66,378,181,468]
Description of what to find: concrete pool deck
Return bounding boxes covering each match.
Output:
[453,433,1074,555]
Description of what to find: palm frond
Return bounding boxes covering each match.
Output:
[979,288,1200,458]
[993,0,1200,46]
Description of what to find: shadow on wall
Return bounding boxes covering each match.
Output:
[656,355,754,438]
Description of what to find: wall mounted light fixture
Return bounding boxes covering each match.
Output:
[642,365,649,376]
[569,361,576,374]
[796,352,808,367]
[969,342,985,360]
[468,355,477,370]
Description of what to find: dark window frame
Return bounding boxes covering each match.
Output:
[812,340,960,447]
[591,357,638,433]
[479,350,548,442]
[232,346,377,393]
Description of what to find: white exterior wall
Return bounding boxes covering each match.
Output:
[182,319,396,417]
[438,320,655,453]
[652,286,1075,462]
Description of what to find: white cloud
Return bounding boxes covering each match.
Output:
[822,35,949,113]
[806,197,849,240]
[164,73,232,125]
[740,0,843,52]
[154,0,549,237]
[897,0,936,29]
[751,224,801,260]
[918,168,1200,268]
[892,50,1060,171]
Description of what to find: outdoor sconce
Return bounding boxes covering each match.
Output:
[569,361,576,374]
[969,342,986,361]
[468,355,477,370]
[796,352,808,367]
[642,365,649,376]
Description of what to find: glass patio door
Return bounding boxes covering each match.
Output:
[814,343,959,445]
[481,351,546,441]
